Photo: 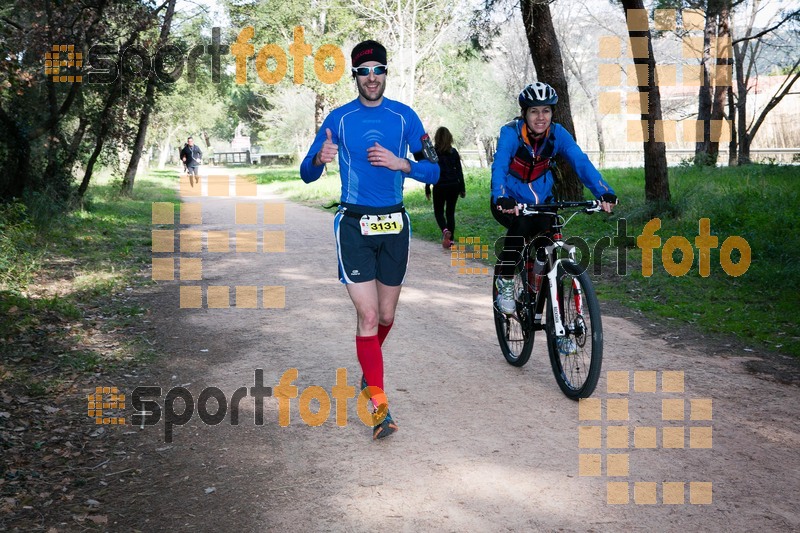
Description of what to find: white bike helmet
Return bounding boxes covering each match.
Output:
[518,82,558,107]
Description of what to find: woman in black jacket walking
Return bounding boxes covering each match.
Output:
[425,127,466,249]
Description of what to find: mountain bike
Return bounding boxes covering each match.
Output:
[492,200,604,399]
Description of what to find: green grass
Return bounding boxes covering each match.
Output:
[0,171,180,393]
[267,163,800,358]
[6,163,795,364]
[0,203,40,291]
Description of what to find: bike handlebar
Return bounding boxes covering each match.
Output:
[519,200,602,215]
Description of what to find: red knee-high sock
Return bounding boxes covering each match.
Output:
[377,322,393,346]
[356,335,387,407]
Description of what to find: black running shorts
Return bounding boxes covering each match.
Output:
[333,209,411,286]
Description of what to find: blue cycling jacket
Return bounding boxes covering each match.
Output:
[300,97,440,208]
[491,119,613,204]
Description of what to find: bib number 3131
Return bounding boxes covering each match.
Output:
[360,212,404,236]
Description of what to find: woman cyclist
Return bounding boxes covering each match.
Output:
[491,82,617,316]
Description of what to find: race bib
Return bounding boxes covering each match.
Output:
[359,212,404,236]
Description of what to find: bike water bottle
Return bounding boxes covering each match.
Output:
[420,133,438,163]
[533,257,546,293]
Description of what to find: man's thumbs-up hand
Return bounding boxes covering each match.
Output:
[315,128,338,166]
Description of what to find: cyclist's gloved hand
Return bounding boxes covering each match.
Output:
[497,197,518,211]
[600,193,618,205]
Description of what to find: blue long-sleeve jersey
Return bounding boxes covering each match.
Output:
[300,97,439,208]
[491,120,614,204]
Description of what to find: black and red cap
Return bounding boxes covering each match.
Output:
[351,40,387,68]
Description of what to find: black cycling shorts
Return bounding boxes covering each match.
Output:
[333,209,411,286]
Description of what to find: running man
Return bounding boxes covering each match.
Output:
[180,136,202,187]
[300,40,440,439]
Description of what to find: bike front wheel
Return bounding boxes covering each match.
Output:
[544,261,603,399]
[493,262,534,367]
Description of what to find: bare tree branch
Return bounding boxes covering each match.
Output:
[732,8,799,45]
[747,57,800,141]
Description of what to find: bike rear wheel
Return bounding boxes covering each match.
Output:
[544,261,603,399]
[493,261,534,367]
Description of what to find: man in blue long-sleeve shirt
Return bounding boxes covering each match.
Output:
[300,40,439,440]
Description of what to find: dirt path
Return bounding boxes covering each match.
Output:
[114,176,799,531]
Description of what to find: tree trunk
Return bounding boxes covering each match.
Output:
[694,9,715,164]
[158,137,171,169]
[729,1,800,165]
[158,126,180,169]
[78,24,146,198]
[483,137,495,167]
[0,106,31,201]
[121,0,177,195]
[80,85,124,198]
[472,127,486,168]
[709,6,731,165]
[122,83,157,194]
[733,38,750,165]
[43,0,63,193]
[620,0,670,203]
[563,51,606,168]
[63,116,89,173]
[586,95,606,168]
[727,86,737,165]
[520,0,582,200]
[745,56,800,151]
[314,92,325,133]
